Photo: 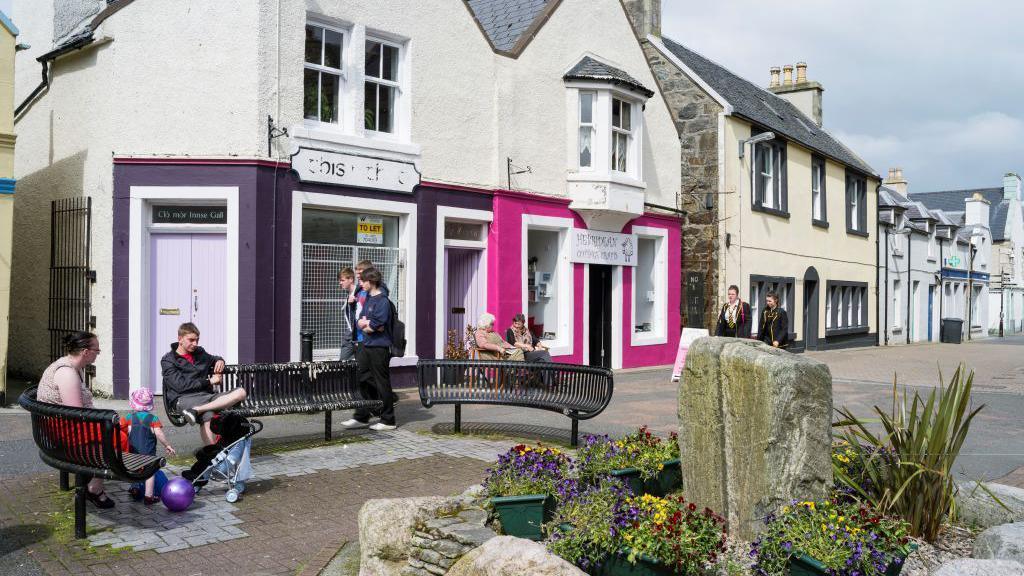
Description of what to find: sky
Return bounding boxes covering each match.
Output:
[662,0,1024,192]
[0,0,9,19]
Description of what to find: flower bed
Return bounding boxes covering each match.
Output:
[577,427,681,496]
[751,500,914,576]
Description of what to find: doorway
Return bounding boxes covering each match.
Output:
[928,285,935,341]
[149,233,227,393]
[444,247,484,355]
[589,265,613,368]
[803,267,820,351]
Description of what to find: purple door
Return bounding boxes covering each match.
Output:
[445,248,483,353]
[149,233,227,394]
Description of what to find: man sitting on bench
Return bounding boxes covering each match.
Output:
[161,322,247,445]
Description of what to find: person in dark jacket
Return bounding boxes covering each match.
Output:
[161,322,247,445]
[341,267,397,431]
[337,267,358,361]
[757,291,789,348]
[505,313,551,362]
[715,285,752,338]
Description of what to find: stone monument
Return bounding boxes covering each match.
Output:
[680,337,833,540]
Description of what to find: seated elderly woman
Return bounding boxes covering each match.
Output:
[505,313,552,363]
[474,313,525,361]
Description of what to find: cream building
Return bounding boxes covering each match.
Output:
[625,1,880,349]
[0,10,17,406]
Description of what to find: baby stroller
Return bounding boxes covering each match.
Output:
[181,412,263,503]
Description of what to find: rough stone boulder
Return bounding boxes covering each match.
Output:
[957,481,1024,528]
[974,522,1024,563]
[680,337,832,540]
[358,496,459,576]
[933,559,1024,575]
[446,536,585,576]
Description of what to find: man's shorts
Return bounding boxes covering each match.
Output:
[175,391,232,423]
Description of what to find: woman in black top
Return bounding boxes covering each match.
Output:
[505,313,552,362]
[715,285,752,338]
[757,290,789,348]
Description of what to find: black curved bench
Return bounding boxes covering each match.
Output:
[417,359,614,446]
[164,360,383,440]
[20,387,166,539]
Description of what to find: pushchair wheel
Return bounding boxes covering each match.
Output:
[225,489,239,503]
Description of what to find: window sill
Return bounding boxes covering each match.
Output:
[826,326,869,337]
[567,170,646,190]
[630,331,668,347]
[812,219,829,229]
[927,257,937,262]
[751,204,790,219]
[846,228,869,238]
[290,123,422,162]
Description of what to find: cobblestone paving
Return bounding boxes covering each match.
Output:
[84,430,510,554]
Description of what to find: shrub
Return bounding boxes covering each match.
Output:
[576,426,680,482]
[832,364,982,541]
[484,443,569,498]
[750,500,913,576]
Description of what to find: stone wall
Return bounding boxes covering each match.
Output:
[403,507,496,576]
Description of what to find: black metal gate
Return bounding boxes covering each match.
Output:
[49,197,96,383]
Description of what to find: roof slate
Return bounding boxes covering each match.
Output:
[465,0,554,54]
[564,56,654,97]
[659,37,877,176]
[909,188,1008,241]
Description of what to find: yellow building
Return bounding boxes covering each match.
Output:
[0,11,17,405]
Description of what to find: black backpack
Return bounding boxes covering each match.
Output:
[388,299,407,358]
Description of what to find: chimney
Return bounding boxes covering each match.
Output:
[883,167,909,197]
[1004,172,1022,201]
[769,66,780,88]
[769,61,825,126]
[622,0,662,39]
[965,192,990,229]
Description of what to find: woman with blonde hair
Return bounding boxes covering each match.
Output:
[474,313,524,361]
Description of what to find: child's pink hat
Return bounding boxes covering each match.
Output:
[129,388,154,411]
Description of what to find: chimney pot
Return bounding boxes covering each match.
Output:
[887,168,896,180]
[895,168,904,180]
[796,62,807,83]
[782,65,793,86]
[769,66,781,88]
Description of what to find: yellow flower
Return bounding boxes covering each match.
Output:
[782,506,790,513]
[837,454,850,463]
[821,523,827,532]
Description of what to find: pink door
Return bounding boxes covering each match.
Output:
[149,233,227,394]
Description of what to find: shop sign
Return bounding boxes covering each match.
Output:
[357,215,384,244]
[944,255,962,268]
[569,229,638,266]
[152,205,227,224]
[292,148,420,193]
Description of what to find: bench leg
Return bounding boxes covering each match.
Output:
[60,471,70,491]
[454,404,461,434]
[570,419,579,448]
[325,411,332,441]
[74,473,88,539]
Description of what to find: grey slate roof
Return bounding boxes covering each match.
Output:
[563,56,654,97]
[660,37,877,177]
[909,188,1008,241]
[465,0,554,54]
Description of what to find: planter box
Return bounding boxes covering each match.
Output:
[790,546,916,576]
[489,494,553,541]
[610,459,682,497]
[588,553,676,576]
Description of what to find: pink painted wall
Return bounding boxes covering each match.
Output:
[488,190,681,368]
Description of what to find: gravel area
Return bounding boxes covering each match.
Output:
[902,524,978,576]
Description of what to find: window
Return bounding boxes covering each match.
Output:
[846,172,868,235]
[827,281,868,334]
[893,280,901,327]
[971,286,981,327]
[611,98,633,173]
[928,231,936,259]
[364,39,400,133]
[753,138,787,214]
[631,227,668,345]
[579,92,595,168]
[749,275,795,338]
[523,215,574,356]
[812,156,827,226]
[304,24,345,124]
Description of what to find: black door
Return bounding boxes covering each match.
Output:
[803,267,820,351]
[589,265,613,367]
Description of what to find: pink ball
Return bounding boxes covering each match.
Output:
[161,476,195,512]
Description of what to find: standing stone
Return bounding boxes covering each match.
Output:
[680,337,832,540]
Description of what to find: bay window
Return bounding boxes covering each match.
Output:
[579,92,595,168]
[611,98,633,173]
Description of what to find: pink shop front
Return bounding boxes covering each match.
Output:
[470,190,681,369]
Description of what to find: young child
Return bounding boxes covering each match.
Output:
[122,388,176,504]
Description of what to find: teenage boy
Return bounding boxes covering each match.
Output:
[337,267,357,361]
[342,267,397,430]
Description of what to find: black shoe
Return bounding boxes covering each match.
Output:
[181,409,198,425]
[86,490,115,509]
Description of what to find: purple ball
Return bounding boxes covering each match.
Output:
[161,476,195,512]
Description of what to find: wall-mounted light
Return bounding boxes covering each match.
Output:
[725,233,731,248]
[738,131,776,158]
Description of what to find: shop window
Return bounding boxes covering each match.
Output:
[526,229,562,341]
[364,38,402,134]
[749,275,794,338]
[631,228,668,345]
[304,23,345,124]
[826,281,868,334]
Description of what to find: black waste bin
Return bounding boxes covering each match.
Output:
[940,318,964,344]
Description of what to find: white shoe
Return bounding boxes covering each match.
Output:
[341,419,370,429]
[369,422,397,431]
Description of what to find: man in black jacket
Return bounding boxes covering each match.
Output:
[161,322,247,445]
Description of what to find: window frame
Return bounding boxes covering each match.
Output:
[811,155,828,228]
[521,215,576,358]
[826,280,869,336]
[752,136,789,218]
[610,97,635,175]
[303,22,347,125]
[363,36,404,136]
[578,91,597,170]
[630,226,669,346]
[845,171,869,237]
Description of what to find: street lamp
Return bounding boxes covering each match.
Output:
[893,226,913,344]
